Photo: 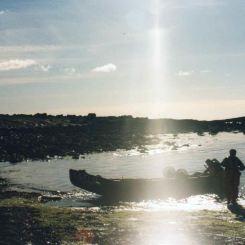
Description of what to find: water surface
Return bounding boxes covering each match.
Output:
[1,132,245,209]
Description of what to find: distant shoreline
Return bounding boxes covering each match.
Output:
[1,112,245,121]
[0,113,245,163]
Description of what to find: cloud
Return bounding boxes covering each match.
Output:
[39,64,51,72]
[0,10,5,15]
[177,70,194,76]
[64,67,76,75]
[92,63,117,73]
[200,70,211,73]
[0,59,37,71]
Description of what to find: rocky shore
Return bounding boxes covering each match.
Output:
[1,179,245,245]
[1,176,245,244]
[1,113,245,163]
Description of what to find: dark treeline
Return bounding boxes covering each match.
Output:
[0,113,245,163]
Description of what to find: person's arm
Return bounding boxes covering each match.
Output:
[221,158,228,168]
[237,157,245,171]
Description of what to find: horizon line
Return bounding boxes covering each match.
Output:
[1,112,245,122]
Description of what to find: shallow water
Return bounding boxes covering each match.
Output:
[1,132,245,210]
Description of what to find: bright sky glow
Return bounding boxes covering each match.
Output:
[1,0,245,119]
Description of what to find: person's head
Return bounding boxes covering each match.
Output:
[205,159,212,165]
[229,149,236,157]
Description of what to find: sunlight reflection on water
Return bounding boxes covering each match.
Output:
[119,195,226,212]
[68,195,233,245]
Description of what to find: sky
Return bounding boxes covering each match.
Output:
[0,0,245,120]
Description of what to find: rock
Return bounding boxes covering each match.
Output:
[38,195,61,203]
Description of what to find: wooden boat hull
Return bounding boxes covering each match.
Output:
[69,169,225,201]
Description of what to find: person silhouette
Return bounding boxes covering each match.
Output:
[221,149,245,205]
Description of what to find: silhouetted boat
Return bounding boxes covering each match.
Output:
[69,169,225,201]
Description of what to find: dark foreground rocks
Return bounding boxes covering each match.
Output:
[1,194,245,245]
[0,206,61,245]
